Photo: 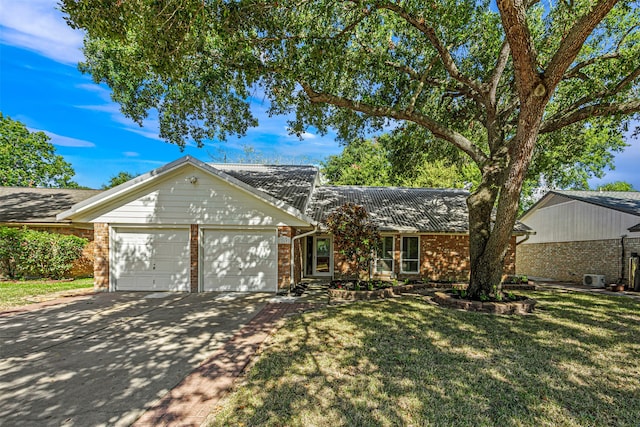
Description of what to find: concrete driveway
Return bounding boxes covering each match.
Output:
[0,292,270,426]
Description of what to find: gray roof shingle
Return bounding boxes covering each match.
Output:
[552,190,640,217]
[306,186,531,233]
[0,187,102,223]
[213,164,319,212]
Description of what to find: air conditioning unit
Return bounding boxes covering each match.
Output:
[583,274,606,288]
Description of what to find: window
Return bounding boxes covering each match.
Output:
[401,236,419,273]
[375,236,394,273]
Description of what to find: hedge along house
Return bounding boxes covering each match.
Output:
[0,186,102,277]
[517,190,640,284]
[57,156,530,292]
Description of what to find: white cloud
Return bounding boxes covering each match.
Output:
[0,0,85,64]
[30,128,96,147]
[123,151,140,157]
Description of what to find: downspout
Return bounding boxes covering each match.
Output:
[290,226,318,293]
[516,232,534,246]
[620,234,627,284]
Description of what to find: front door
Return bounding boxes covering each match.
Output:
[313,236,332,276]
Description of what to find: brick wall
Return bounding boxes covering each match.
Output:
[277,226,293,289]
[329,233,517,282]
[20,225,94,240]
[190,224,199,292]
[420,234,470,281]
[93,223,109,291]
[517,237,640,283]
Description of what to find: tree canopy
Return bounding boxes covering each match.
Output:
[102,171,139,189]
[594,181,636,191]
[62,0,640,297]
[0,113,78,188]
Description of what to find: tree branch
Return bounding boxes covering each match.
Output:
[300,82,488,165]
[540,100,640,133]
[544,0,620,90]
[487,40,511,105]
[377,2,485,98]
[549,65,640,123]
[565,52,620,80]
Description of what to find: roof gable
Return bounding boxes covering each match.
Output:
[521,190,640,221]
[57,156,314,225]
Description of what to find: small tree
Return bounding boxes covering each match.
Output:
[325,203,381,283]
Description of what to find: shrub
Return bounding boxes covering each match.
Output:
[325,203,381,282]
[0,227,24,279]
[0,227,88,279]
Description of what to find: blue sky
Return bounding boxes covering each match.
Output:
[0,1,638,190]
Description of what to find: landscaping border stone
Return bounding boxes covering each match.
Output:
[327,281,536,302]
[432,291,536,315]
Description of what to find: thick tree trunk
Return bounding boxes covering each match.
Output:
[467,99,546,299]
[466,165,505,299]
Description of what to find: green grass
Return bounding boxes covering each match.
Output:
[0,278,94,310]
[209,291,640,426]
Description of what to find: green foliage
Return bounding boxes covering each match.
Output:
[322,134,481,189]
[321,139,391,186]
[102,171,139,189]
[0,227,88,279]
[0,227,23,279]
[594,181,636,191]
[0,113,78,188]
[325,203,381,281]
[61,0,639,292]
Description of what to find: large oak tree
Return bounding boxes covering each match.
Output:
[62,0,639,298]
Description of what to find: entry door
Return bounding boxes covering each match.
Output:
[313,236,332,276]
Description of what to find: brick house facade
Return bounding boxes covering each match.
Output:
[331,233,516,282]
[50,157,530,292]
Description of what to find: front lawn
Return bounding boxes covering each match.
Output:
[210,291,640,426]
[0,278,94,310]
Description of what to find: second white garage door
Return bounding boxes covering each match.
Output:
[201,229,277,292]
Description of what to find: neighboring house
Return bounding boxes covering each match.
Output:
[53,156,529,293]
[517,190,640,283]
[0,187,103,277]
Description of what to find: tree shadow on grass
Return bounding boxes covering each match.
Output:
[210,291,640,426]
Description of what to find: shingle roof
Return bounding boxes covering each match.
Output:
[552,190,640,217]
[306,186,531,233]
[212,164,319,212]
[0,187,102,223]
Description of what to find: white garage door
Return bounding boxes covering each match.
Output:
[202,229,277,292]
[112,228,190,291]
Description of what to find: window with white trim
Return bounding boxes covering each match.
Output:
[375,236,394,273]
[401,236,419,273]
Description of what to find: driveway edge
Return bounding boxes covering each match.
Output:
[132,302,322,427]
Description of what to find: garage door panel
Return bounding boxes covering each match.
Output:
[113,228,190,292]
[202,229,277,292]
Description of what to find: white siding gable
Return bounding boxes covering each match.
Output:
[523,197,640,243]
[73,165,310,226]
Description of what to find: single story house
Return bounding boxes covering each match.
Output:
[47,156,529,292]
[517,190,640,284]
[0,186,103,277]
